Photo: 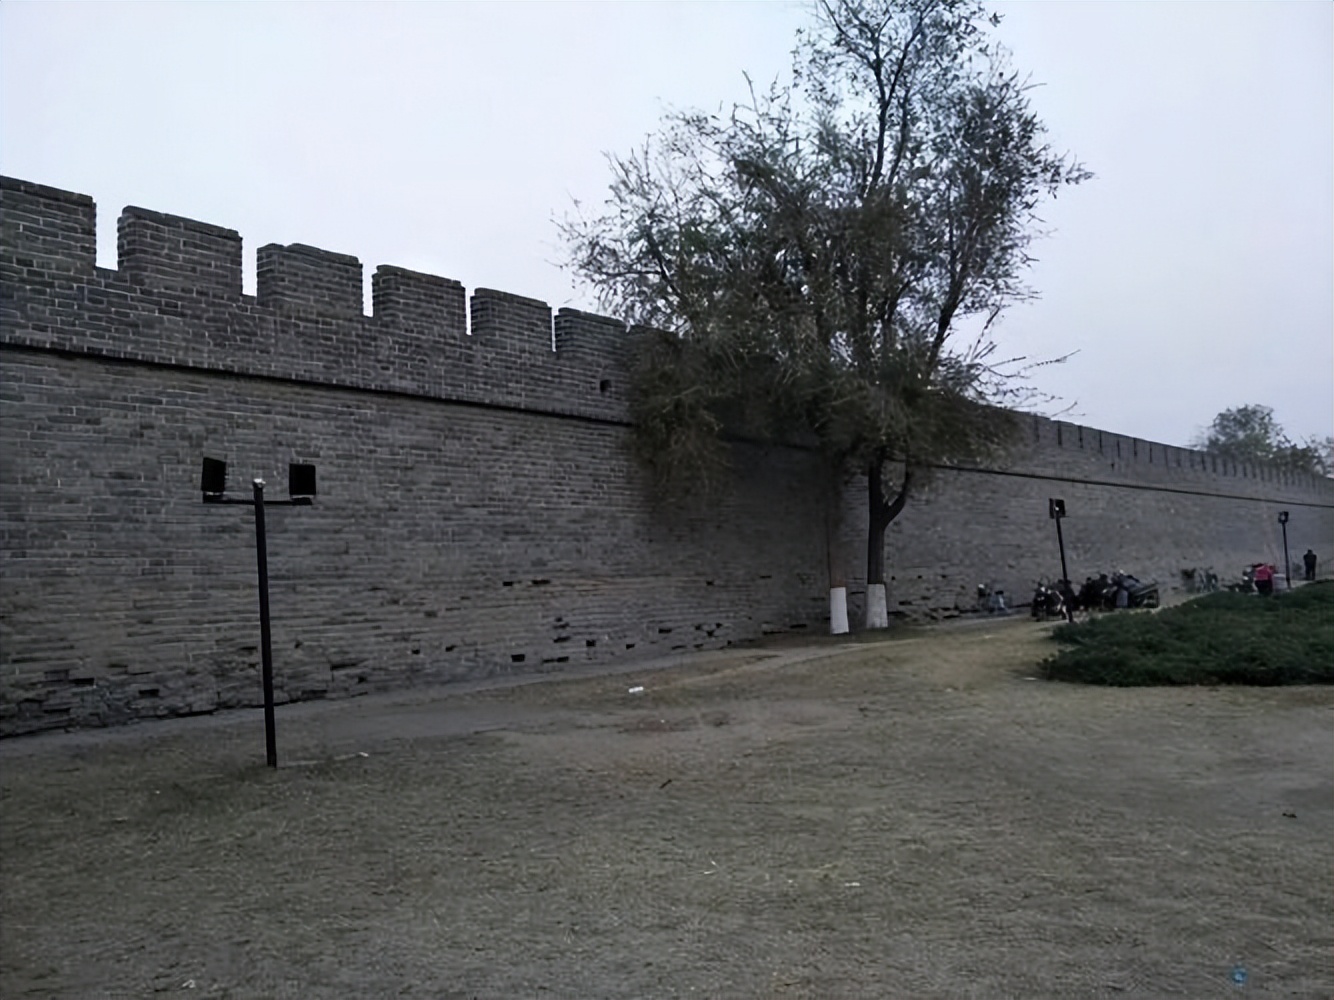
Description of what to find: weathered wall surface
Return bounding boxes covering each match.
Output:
[839,418,1333,623]
[3,176,1331,736]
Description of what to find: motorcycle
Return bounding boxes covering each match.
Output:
[1079,571,1159,610]
[1030,579,1068,621]
[1108,572,1159,609]
[1226,566,1257,593]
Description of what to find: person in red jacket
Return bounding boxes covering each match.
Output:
[1253,562,1274,595]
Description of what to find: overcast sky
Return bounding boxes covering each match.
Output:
[3,1,1330,448]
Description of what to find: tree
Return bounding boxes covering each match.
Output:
[1194,405,1332,476]
[563,0,1087,631]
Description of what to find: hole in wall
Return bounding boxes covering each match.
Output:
[599,379,611,394]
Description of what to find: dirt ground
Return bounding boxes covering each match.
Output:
[1,617,1331,999]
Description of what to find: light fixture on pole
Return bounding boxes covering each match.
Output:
[202,458,316,767]
[1278,511,1291,591]
[1048,498,1074,623]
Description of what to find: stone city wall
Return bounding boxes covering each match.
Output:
[3,176,1331,735]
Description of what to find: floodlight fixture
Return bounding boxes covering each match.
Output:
[289,463,317,499]
[201,457,227,497]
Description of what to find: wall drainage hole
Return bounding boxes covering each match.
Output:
[586,639,597,648]
[511,654,526,663]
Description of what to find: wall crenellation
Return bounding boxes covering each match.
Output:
[257,242,364,317]
[1,176,634,423]
[118,205,243,298]
[1,177,97,276]
[371,265,467,337]
[2,173,1322,495]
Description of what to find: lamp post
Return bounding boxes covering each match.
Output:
[1278,511,1291,591]
[202,458,316,767]
[1049,498,1074,623]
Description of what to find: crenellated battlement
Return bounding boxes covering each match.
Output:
[372,265,467,337]
[118,205,243,297]
[1,174,1325,491]
[258,242,362,316]
[0,177,96,275]
[0,175,632,422]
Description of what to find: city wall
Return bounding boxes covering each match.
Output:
[3,176,1331,736]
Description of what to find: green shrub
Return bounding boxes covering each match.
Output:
[1042,581,1334,686]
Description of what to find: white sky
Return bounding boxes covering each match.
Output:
[2,1,1330,448]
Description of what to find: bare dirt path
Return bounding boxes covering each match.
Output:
[2,619,1330,999]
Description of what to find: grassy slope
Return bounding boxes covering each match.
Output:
[1043,582,1334,686]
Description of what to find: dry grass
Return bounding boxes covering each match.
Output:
[2,620,1331,998]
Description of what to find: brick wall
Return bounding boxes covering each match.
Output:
[3,176,1332,736]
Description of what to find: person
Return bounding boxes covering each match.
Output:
[1253,562,1274,596]
[1303,549,1318,582]
[1058,579,1080,614]
[1079,576,1099,610]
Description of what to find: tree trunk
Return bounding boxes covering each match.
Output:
[865,455,912,629]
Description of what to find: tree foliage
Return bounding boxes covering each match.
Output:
[1194,404,1331,476]
[562,0,1088,609]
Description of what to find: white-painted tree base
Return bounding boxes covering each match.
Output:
[829,587,849,635]
[866,583,889,629]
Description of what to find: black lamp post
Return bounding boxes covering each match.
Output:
[1278,511,1291,590]
[202,458,316,767]
[1049,497,1074,623]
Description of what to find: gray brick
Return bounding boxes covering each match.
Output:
[2,174,1332,736]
